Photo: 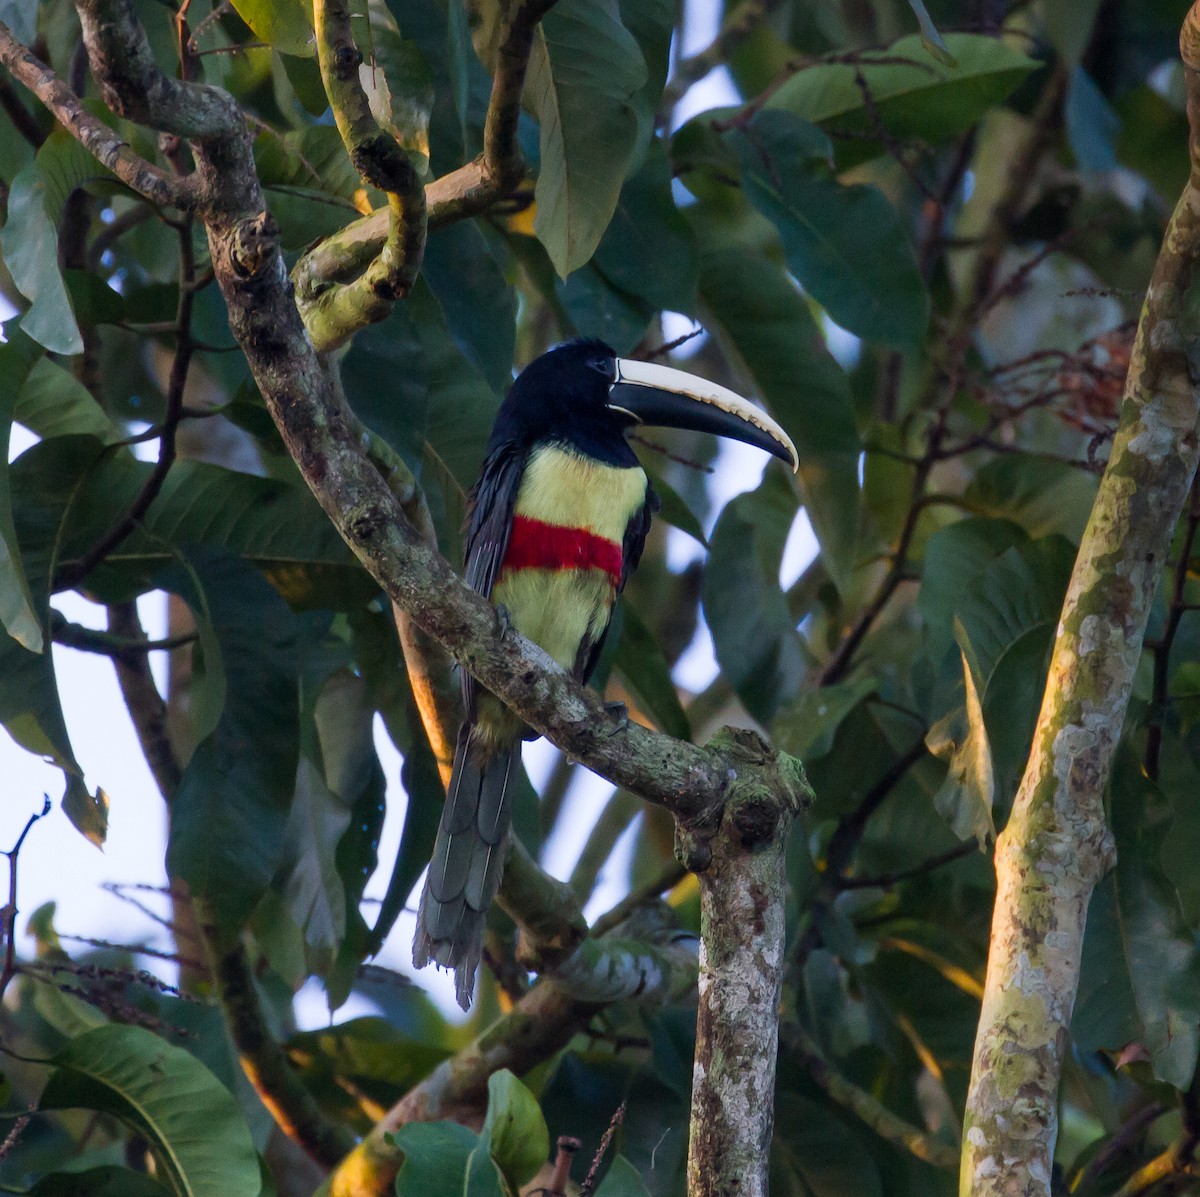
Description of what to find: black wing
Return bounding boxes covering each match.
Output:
[461,442,526,715]
[575,482,660,685]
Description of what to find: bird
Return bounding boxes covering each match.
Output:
[412,338,798,1008]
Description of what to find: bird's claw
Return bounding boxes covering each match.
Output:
[604,700,628,733]
[494,603,512,637]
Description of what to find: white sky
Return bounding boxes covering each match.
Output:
[0,0,823,1027]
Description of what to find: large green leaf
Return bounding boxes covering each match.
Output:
[591,138,698,316]
[617,0,677,169]
[613,599,690,741]
[229,0,314,55]
[481,1070,551,1190]
[0,330,45,650]
[1075,751,1200,1088]
[0,162,82,354]
[526,0,647,276]
[0,436,107,842]
[696,235,861,590]
[17,355,120,442]
[766,33,1037,166]
[39,1024,261,1197]
[27,1167,172,1197]
[596,1155,653,1197]
[423,222,517,394]
[165,550,308,931]
[703,471,808,725]
[48,447,370,610]
[730,111,928,347]
[392,1121,501,1197]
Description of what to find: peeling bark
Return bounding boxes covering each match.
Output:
[960,8,1200,1194]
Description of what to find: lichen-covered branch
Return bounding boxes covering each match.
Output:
[301,0,426,352]
[0,19,192,209]
[683,730,812,1197]
[292,0,560,305]
[960,8,1200,1194]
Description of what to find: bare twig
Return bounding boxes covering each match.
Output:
[0,796,51,999]
[580,1103,626,1197]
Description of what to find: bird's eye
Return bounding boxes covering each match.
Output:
[589,356,616,380]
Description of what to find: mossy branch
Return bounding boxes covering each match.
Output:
[301,0,427,352]
[960,7,1200,1194]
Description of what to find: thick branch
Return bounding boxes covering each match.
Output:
[960,9,1200,1193]
[684,730,811,1197]
[0,20,192,209]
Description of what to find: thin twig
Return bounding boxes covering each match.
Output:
[0,797,51,999]
[835,840,980,890]
[580,1102,626,1197]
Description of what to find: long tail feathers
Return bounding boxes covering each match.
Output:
[412,724,517,1009]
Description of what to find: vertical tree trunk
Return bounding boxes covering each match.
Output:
[960,8,1200,1193]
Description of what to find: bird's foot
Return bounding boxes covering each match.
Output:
[494,603,512,637]
[604,700,628,733]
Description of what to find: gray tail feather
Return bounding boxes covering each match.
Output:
[412,724,517,1009]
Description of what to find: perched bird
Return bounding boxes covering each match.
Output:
[412,338,798,1008]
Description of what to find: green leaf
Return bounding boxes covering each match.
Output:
[39,1024,261,1197]
[596,1155,652,1197]
[591,138,698,315]
[731,110,929,347]
[614,599,690,740]
[229,0,314,56]
[527,0,648,275]
[773,677,876,760]
[362,15,436,172]
[645,469,707,547]
[703,472,807,724]
[1065,67,1119,173]
[558,264,654,355]
[391,1121,502,1197]
[0,162,83,354]
[481,1069,551,1190]
[1076,750,1200,1087]
[925,650,995,845]
[618,0,677,168]
[423,222,517,394]
[16,355,121,442]
[766,33,1037,166]
[696,236,861,591]
[287,1017,447,1096]
[0,330,45,650]
[165,550,308,931]
[27,1167,172,1197]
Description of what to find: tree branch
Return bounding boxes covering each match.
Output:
[291,0,560,312]
[319,927,697,1197]
[0,19,193,209]
[960,9,1200,1193]
[683,730,812,1197]
[300,0,427,352]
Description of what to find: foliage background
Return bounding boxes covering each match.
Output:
[0,0,1198,1195]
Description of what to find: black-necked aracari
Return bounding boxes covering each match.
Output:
[412,338,798,1008]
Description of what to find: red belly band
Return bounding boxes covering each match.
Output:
[501,515,622,584]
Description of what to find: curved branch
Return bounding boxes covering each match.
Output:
[0,19,193,209]
[292,0,560,307]
[302,0,427,352]
[961,8,1200,1193]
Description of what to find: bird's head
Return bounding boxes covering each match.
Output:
[495,338,798,471]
